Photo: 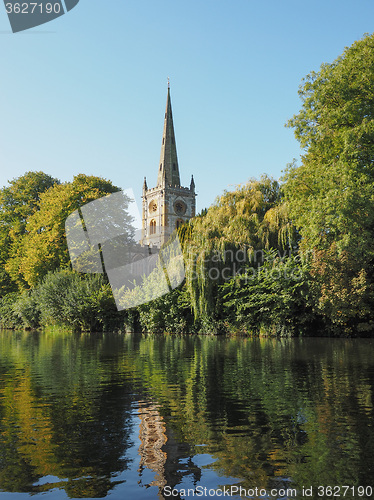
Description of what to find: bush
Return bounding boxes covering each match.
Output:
[36,270,123,332]
[220,251,315,336]
[137,285,195,333]
[12,291,41,329]
[0,292,24,329]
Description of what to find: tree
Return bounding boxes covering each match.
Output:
[283,34,374,332]
[183,176,295,323]
[6,174,120,287]
[221,250,314,336]
[0,171,60,295]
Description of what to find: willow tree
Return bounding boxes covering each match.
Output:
[283,34,374,332]
[183,176,294,323]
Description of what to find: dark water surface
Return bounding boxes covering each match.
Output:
[0,331,373,500]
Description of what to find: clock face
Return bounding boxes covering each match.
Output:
[149,200,157,212]
[174,201,186,215]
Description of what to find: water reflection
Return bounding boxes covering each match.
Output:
[137,402,202,499]
[0,332,134,498]
[0,332,373,499]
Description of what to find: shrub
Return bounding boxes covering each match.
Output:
[36,270,122,332]
[0,292,24,329]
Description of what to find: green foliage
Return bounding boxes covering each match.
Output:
[0,270,126,332]
[177,220,193,251]
[114,233,184,311]
[283,33,374,333]
[5,173,120,287]
[196,207,208,217]
[0,171,59,246]
[0,292,24,329]
[183,176,296,323]
[0,171,60,289]
[11,291,41,329]
[36,270,121,332]
[220,250,314,336]
[0,269,17,298]
[137,285,194,333]
[310,245,373,335]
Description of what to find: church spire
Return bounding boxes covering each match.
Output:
[157,83,181,187]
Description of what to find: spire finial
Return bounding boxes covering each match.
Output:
[142,176,148,193]
[167,76,170,89]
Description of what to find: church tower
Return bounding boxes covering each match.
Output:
[140,84,196,248]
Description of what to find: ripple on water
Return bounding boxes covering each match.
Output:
[0,333,373,499]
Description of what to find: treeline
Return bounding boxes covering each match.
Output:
[2,34,374,336]
[0,172,315,335]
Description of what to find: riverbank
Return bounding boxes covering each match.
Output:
[0,270,367,338]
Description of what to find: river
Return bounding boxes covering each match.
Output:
[0,331,373,499]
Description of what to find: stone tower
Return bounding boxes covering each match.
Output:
[140,84,196,248]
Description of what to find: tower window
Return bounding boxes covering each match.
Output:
[149,200,158,212]
[173,163,176,171]
[172,138,175,144]
[150,219,156,235]
[162,138,165,145]
[160,163,162,171]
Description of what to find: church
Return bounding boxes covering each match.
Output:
[140,84,196,248]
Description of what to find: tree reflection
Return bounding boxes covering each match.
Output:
[0,332,134,498]
[0,332,373,498]
[125,335,374,492]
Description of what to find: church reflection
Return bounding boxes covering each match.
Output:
[137,403,202,499]
[0,332,204,499]
[2,332,372,500]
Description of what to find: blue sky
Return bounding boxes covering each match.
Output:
[0,0,374,211]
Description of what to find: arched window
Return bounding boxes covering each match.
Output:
[150,219,156,235]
